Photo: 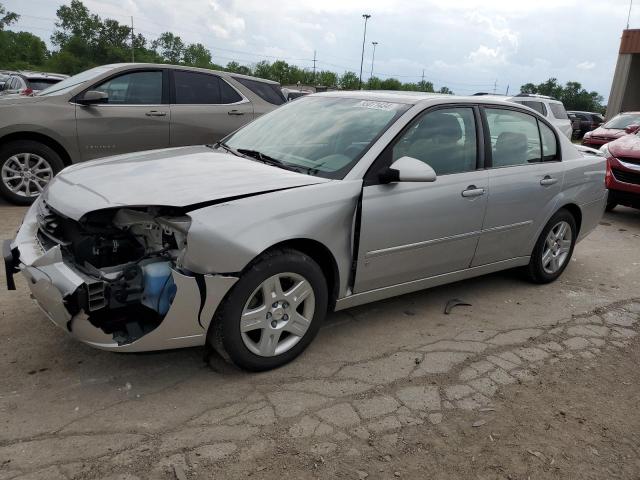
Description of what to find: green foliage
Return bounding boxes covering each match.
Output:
[152,32,185,64]
[519,78,604,112]
[339,71,359,90]
[0,2,18,30]
[438,86,454,94]
[0,31,48,69]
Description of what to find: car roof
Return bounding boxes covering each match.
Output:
[312,90,543,110]
[101,63,281,85]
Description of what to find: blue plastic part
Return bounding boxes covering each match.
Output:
[140,261,177,316]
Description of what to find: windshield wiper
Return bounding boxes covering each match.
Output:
[236,149,304,173]
[209,141,242,157]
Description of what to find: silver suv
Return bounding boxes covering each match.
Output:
[0,63,285,204]
[0,71,68,96]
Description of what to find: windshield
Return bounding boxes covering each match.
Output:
[604,113,640,129]
[224,96,409,179]
[37,65,115,96]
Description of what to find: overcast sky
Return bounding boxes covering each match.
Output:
[4,0,637,99]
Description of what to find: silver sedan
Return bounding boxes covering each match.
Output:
[5,92,607,371]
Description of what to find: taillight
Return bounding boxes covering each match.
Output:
[19,87,33,96]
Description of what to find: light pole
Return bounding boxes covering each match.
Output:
[370,41,378,80]
[358,14,371,90]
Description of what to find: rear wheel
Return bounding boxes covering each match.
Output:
[0,140,64,205]
[605,198,617,212]
[526,209,577,284]
[209,249,328,371]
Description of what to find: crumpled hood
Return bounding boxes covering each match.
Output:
[608,134,640,158]
[43,146,329,220]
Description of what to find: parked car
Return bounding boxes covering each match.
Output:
[0,63,286,205]
[0,71,68,97]
[582,111,640,148]
[4,92,607,371]
[567,112,582,137]
[600,129,640,211]
[0,73,11,90]
[568,110,604,138]
[474,93,573,138]
[282,88,311,101]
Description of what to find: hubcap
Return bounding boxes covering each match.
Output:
[542,220,572,274]
[1,153,53,198]
[240,272,315,357]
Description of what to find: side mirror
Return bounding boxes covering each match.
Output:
[379,156,437,184]
[77,90,108,105]
[625,124,640,134]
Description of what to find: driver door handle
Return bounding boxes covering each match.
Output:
[461,185,486,198]
[145,110,167,117]
[540,175,558,186]
[228,109,245,116]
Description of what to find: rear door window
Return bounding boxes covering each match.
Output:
[233,77,286,105]
[484,108,542,167]
[174,71,242,104]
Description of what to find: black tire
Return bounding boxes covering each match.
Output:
[605,199,617,212]
[526,209,577,284]
[0,140,64,205]
[208,249,328,371]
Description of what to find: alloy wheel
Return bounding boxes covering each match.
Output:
[542,220,572,274]
[1,153,53,198]
[240,272,315,357]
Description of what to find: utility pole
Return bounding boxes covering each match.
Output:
[370,41,378,79]
[493,79,497,94]
[505,84,509,95]
[421,69,425,90]
[627,0,634,29]
[358,14,371,90]
[312,50,317,85]
[130,16,135,62]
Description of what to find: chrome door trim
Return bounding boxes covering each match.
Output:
[336,256,531,311]
[365,230,481,259]
[480,220,533,234]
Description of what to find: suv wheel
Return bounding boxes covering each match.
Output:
[0,140,64,205]
[209,249,328,371]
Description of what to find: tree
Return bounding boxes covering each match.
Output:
[366,76,382,89]
[380,78,402,90]
[183,43,212,68]
[226,61,252,75]
[339,71,359,90]
[152,32,185,63]
[317,70,338,87]
[0,31,48,68]
[519,78,604,112]
[0,2,18,30]
[438,86,454,95]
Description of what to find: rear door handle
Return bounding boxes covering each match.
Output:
[145,110,167,117]
[461,185,486,198]
[540,176,558,186]
[228,110,245,116]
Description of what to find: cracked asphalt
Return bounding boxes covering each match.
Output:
[1,202,639,480]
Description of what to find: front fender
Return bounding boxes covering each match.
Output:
[182,180,362,297]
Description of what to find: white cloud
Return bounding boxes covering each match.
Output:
[324,32,337,44]
[576,61,596,70]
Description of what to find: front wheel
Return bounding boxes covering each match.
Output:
[0,140,64,205]
[526,209,577,284]
[209,249,328,371]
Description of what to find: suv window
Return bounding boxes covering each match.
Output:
[93,71,163,105]
[26,79,60,91]
[174,71,242,104]
[233,77,286,105]
[484,108,541,167]
[392,107,477,175]
[549,103,569,120]
[520,100,547,116]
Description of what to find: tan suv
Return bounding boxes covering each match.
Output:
[0,63,286,204]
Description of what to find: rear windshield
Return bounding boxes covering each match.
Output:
[604,113,640,129]
[27,79,62,91]
[549,103,568,120]
[233,77,286,105]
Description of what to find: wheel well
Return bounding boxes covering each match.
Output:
[263,239,340,311]
[559,203,582,235]
[0,132,72,166]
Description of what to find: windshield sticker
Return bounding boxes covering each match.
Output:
[356,100,397,111]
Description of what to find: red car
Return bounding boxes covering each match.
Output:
[602,130,640,211]
[583,111,640,148]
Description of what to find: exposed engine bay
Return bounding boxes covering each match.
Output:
[36,202,191,344]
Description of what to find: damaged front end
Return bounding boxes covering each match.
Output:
[7,200,237,351]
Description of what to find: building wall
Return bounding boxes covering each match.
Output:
[606,30,640,119]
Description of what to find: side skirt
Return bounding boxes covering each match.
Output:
[334,256,530,311]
